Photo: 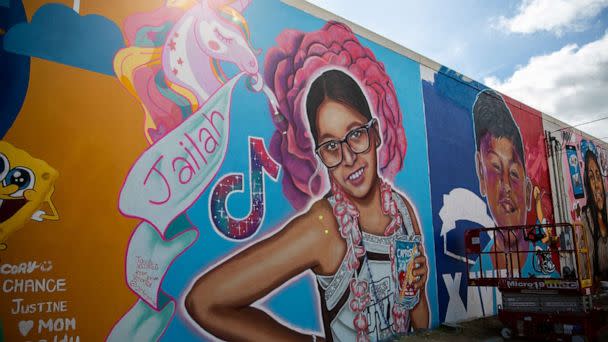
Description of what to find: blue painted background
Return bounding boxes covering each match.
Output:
[422,67,489,322]
[0,0,29,138]
[159,0,439,339]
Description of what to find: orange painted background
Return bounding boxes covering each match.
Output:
[1,1,164,340]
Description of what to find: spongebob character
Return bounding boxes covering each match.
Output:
[0,141,59,250]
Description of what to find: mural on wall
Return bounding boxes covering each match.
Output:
[421,66,556,323]
[184,67,430,342]
[581,140,608,280]
[114,0,264,143]
[0,0,30,138]
[553,128,608,281]
[11,0,608,340]
[598,145,608,177]
[0,2,129,341]
[0,141,59,251]
[4,2,124,75]
[109,1,437,340]
[109,0,275,340]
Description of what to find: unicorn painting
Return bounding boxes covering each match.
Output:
[163,0,261,104]
[114,0,261,143]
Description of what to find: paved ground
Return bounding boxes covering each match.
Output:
[397,292,608,341]
[399,317,522,342]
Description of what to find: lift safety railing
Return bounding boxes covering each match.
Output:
[465,223,592,292]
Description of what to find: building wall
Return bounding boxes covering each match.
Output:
[422,66,555,323]
[544,119,608,281]
[0,0,606,341]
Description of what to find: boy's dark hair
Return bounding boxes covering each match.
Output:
[473,89,525,169]
[306,69,372,146]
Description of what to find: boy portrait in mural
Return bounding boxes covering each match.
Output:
[581,144,608,281]
[184,23,430,342]
[471,90,557,278]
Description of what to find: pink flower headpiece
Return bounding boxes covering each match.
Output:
[263,21,407,209]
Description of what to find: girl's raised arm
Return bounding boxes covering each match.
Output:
[185,200,341,341]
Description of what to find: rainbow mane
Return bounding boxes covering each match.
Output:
[115,3,198,143]
[208,3,257,84]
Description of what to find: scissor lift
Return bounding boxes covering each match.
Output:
[465,223,608,341]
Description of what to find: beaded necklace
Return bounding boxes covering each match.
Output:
[330,179,410,341]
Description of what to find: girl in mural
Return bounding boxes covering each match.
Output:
[582,148,608,280]
[185,68,429,341]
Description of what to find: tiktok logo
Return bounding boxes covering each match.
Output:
[209,137,280,240]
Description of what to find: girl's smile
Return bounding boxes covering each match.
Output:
[315,99,379,200]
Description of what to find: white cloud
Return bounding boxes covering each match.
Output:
[495,0,608,35]
[484,32,608,139]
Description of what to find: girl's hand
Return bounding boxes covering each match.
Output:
[412,245,428,290]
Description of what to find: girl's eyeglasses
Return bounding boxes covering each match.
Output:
[315,119,377,168]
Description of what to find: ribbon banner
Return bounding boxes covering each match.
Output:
[108,73,247,341]
[126,222,197,308]
[119,73,244,235]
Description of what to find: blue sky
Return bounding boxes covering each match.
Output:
[306,0,608,141]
